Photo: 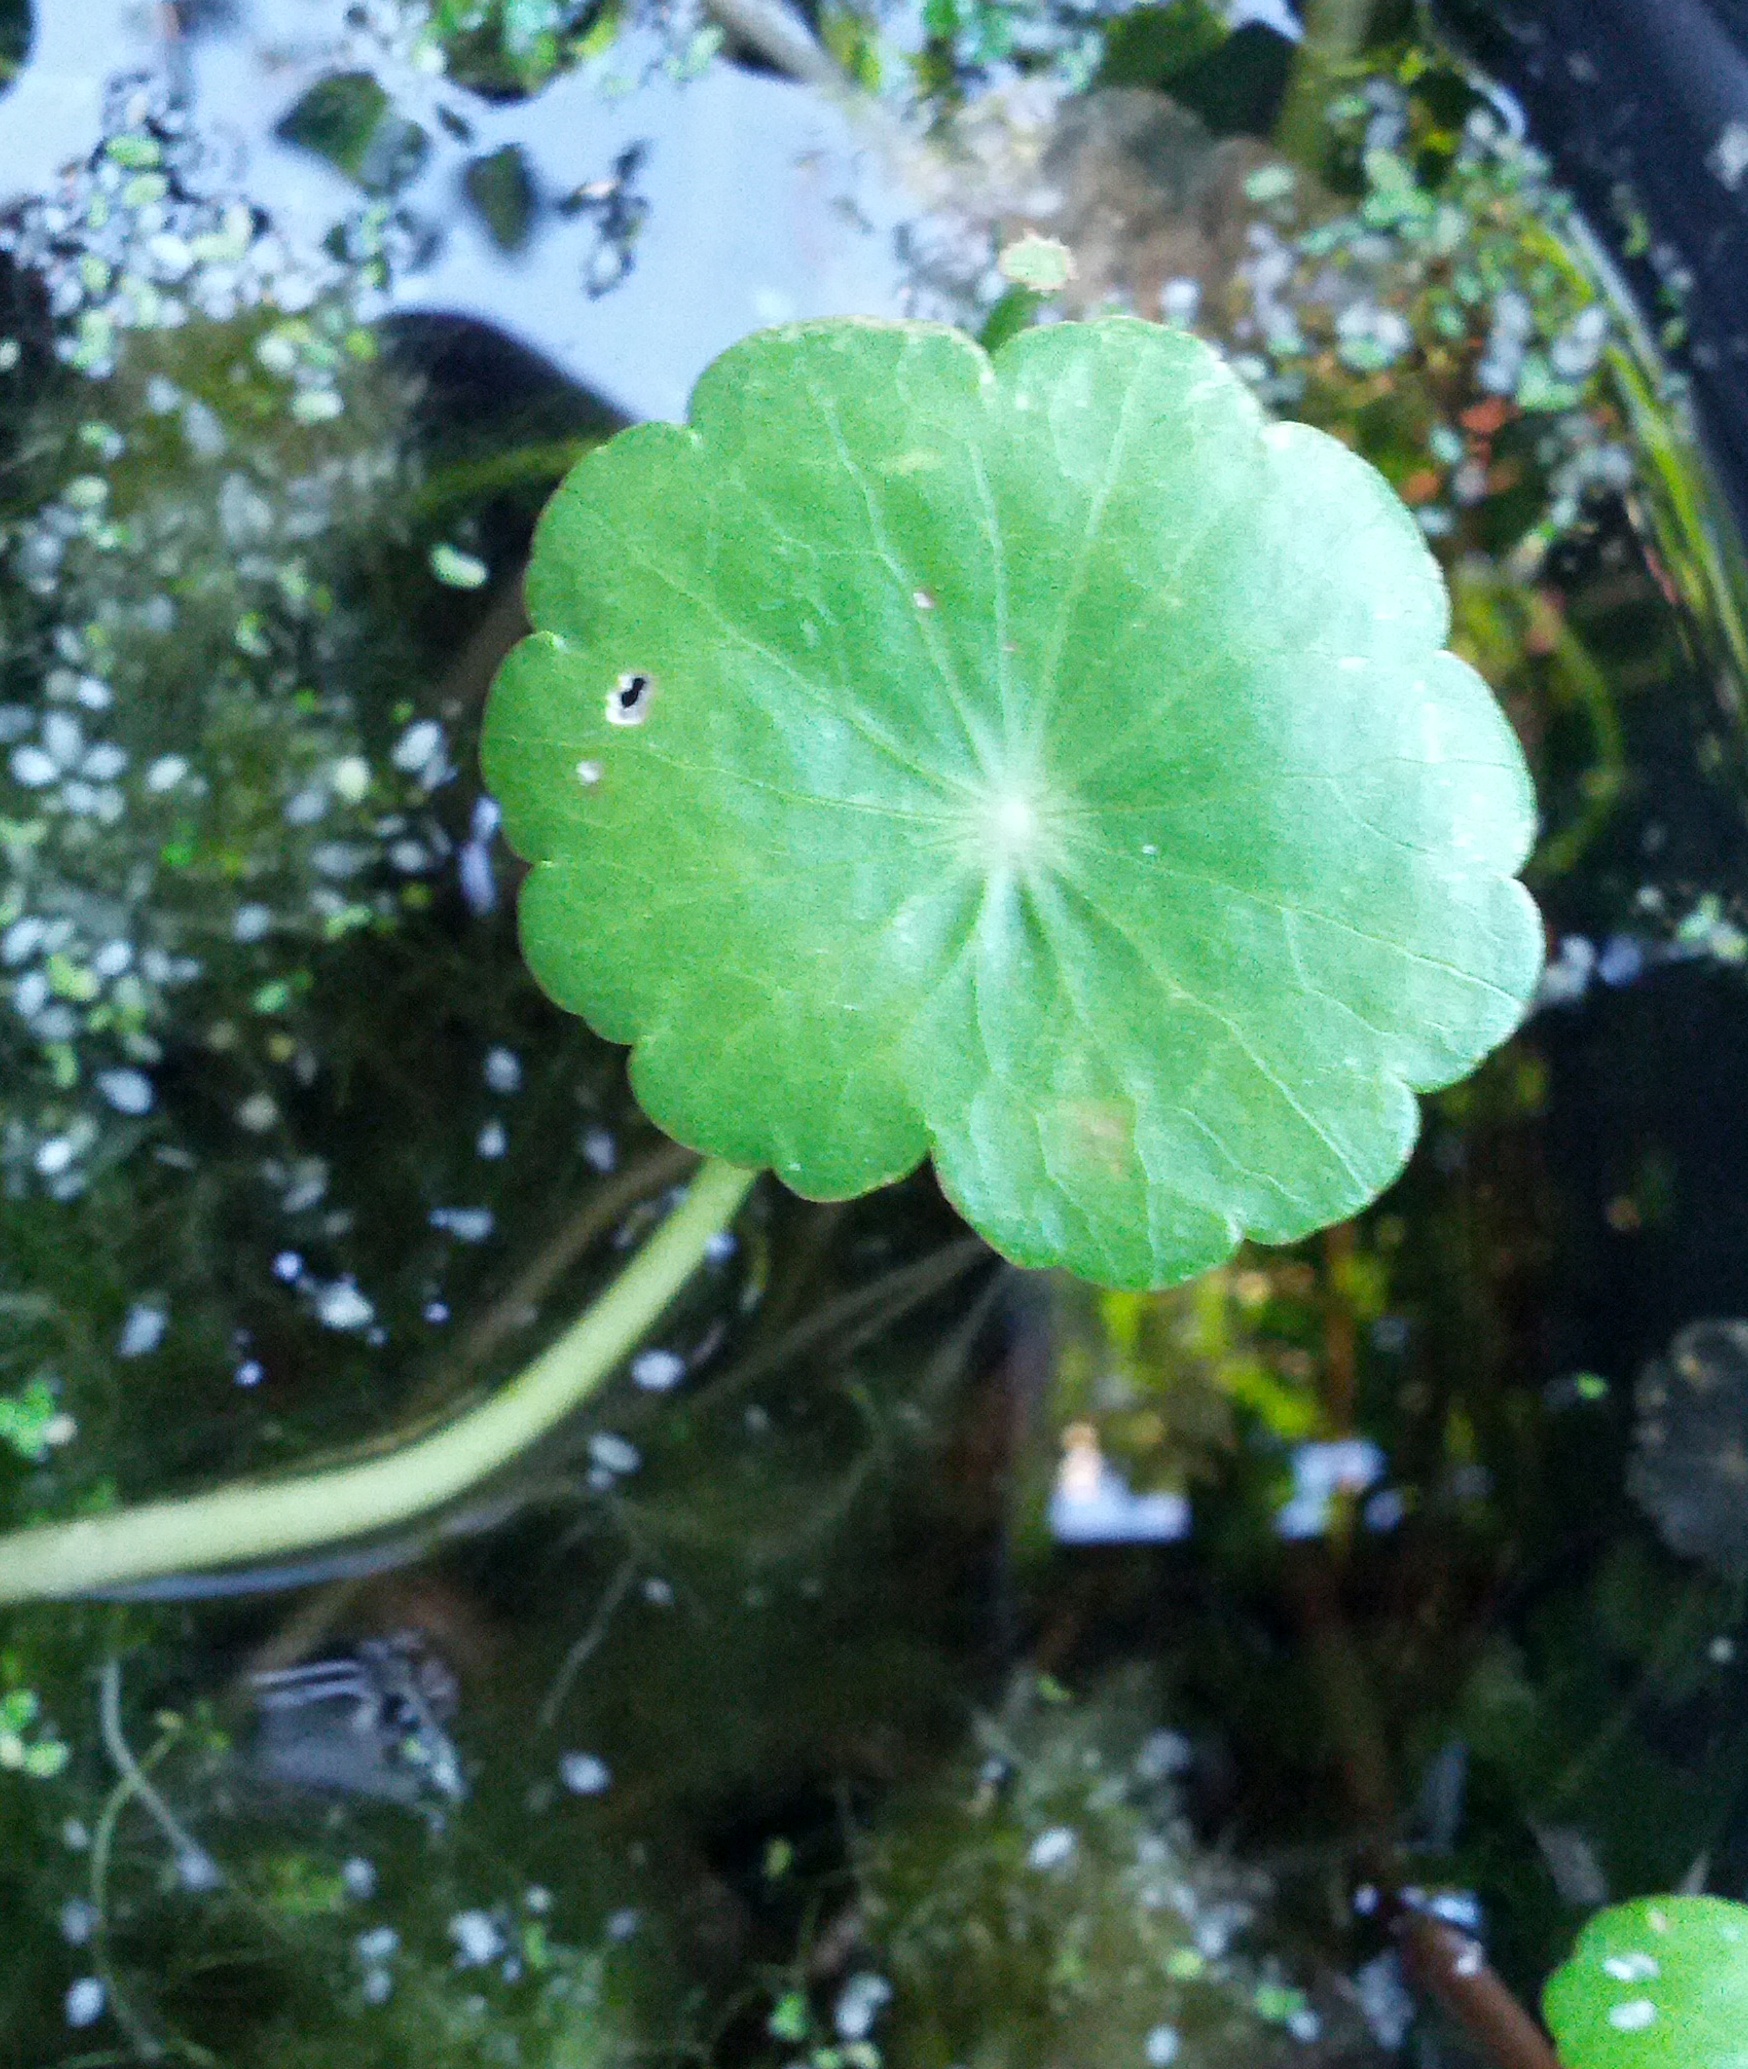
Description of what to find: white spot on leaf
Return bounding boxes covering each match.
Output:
[607,673,654,726]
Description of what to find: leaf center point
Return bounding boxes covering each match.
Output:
[973,781,1059,870]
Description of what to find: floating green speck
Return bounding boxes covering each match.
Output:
[430,542,489,589]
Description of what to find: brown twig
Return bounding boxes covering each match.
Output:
[1292,1550,1562,2069]
[1323,1221,1358,1433]
[1379,1885,1562,2069]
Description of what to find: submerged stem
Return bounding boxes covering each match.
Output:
[0,1158,757,1604]
[1273,0,1383,168]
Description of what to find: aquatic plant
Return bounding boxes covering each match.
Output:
[0,70,442,1203]
[1543,1895,1748,2067]
[0,313,1540,1599]
[489,316,1539,1281]
[853,1671,1362,2063]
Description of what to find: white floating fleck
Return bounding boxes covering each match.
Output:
[97,1068,153,1115]
[342,1857,377,1901]
[314,1279,375,1332]
[459,839,497,916]
[10,745,57,788]
[1711,119,1748,190]
[575,758,601,786]
[116,1302,167,1358]
[64,1977,105,2029]
[1354,1952,1414,2049]
[1,918,43,963]
[43,712,83,767]
[483,1046,523,1094]
[582,1125,616,1173]
[834,1973,892,2041]
[60,1898,98,1945]
[1429,1891,1483,1932]
[588,1432,641,1476]
[147,232,194,281]
[355,1927,400,1964]
[1607,2000,1656,2032]
[1027,1826,1077,1871]
[256,332,299,378]
[290,387,343,425]
[1159,277,1201,326]
[1144,2026,1181,2068]
[447,1910,506,1967]
[912,589,935,611]
[236,1093,279,1133]
[145,753,189,791]
[631,1348,685,1392]
[559,1751,612,1796]
[177,1847,223,1892]
[476,1119,507,1159]
[430,1207,494,1244]
[233,903,272,943]
[330,755,370,804]
[431,543,489,590]
[392,720,444,775]
[1135,1729,1192,1782]
[181,398,227,460]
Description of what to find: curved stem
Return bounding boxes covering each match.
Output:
[1273,0,1381,168]
[0,1159,757,1604]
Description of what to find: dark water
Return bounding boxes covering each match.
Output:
[2,3,1748,2065]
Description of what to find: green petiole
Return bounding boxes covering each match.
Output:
[0,1157,757,1604]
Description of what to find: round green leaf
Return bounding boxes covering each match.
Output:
[1544,1896,1748,2068]
[482,316,1541,1288]
[998,232,1076,292]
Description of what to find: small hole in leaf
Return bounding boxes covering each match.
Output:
[912,589,935,611]
[607,673,654,726]
[576,759,602,786]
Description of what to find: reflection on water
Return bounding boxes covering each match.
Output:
[1632,1318,1748,1574]
[1049,1420,1192,1543]
[0,0,912,420]
[249,1637,467,1805]
[3,1,1748,2064]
